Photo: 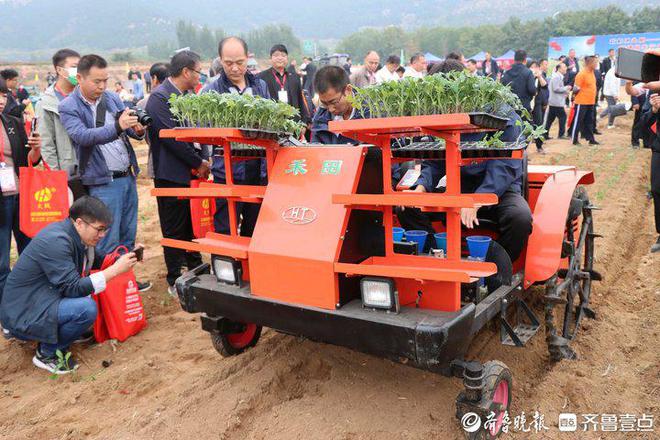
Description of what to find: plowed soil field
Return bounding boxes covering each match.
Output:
[1,112,658,440]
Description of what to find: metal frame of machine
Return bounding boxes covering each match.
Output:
[151,114,599,439]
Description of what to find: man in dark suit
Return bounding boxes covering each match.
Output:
[301,56,317,96]
[600,49,616,100]
[146,50,209,296]
[564,49,580,88]
[201,37,270,238]
[258,44,311,134]
[481,52,500,80]
[0,69,29,121]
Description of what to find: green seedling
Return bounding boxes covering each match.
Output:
[48,349,74,380]
[168,92,305,136]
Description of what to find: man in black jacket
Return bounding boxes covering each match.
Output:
[0,69,29,121]
[639,56,660,252]
[146,50,209,295]
[258,44,311,134]
[481,52,500,80]
[564,49,580,88]
[301,56,317,96]
[501,50,537,115]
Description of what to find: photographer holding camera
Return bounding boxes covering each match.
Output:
[59,54,151,291]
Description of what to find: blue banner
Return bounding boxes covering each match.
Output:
[595,32,660,55]
[548,32,660,59]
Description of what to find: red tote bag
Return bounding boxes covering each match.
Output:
[92,247,147,343]
[190,179,216,238]
[19,161,69,237]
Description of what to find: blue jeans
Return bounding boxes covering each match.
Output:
[88,176,138,255]
[40,296,97,357]
[0,195,31,302]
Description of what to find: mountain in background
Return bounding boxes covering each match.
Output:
[0,0,655,57]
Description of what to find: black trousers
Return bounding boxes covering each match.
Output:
[396,191,533,262]
[545,106,567,137]
[652,151,660,235]
[213,175,261,237]
[531,102,545,150]
[154,179,203,286]
[571,104,595,143]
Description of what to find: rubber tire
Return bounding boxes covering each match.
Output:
[210,324,262,357]
[465,361,513,440]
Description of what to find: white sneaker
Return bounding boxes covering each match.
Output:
[2,327,13,340]
[607,125,615,129]
[167,285,177,297]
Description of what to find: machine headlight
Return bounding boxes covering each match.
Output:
[211,256,242,286]
[360,277,398,312]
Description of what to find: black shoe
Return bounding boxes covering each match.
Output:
[651,237,660,254]
[558,136,567,139]
[33,347,79,375]
[545,136,552,140]
[573,141,582,146]
[593,130,602,135]
[536,148,546,155]
[137,281,152,292]
[589,140,600,145]
[73,329,94,344]
[632,143,640,149]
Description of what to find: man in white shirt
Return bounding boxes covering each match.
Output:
[403,53,427,79]
[375,55,401,84]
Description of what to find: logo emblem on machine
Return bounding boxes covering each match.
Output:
[281,206,317,225]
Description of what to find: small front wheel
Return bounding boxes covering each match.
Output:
[457,360,512,440]
[210,321,262,357]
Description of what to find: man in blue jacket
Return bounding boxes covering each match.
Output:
[0,196,138,374]
[201,37,270,236]
[146,50,209,296]
[311,65,363,145]
[59,54,151,292]
[311,66,402,187]
[400,107,533,262]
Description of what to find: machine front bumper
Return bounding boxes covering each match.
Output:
[176,264,476,375]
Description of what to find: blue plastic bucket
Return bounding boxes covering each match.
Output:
[393,227,405,242]
[433,232,447,252]
[466,235,492,260]
[405,230,428,253]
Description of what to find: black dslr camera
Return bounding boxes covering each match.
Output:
[130,108,152,126]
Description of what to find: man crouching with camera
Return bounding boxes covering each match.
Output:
[59,54,152,292]
[0,196,141,374]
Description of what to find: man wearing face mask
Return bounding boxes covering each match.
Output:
[36,49,81,185]
[201,37,270,237]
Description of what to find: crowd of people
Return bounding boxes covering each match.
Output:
[0,37,658,375]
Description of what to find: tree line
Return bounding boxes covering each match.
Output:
[148,22,304,60]
[146,5,658,62]
[337,5,660,61]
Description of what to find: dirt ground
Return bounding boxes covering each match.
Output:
[0,112,658,440]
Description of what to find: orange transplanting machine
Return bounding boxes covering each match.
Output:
[151,113,599,438]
